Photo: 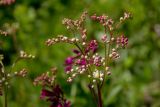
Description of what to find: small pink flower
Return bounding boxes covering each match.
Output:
[101,34,107,42]
[76,58,87,65]
[93,56,102,66]
[91,14,97,20]
[116,35,128,47]
[65,57,74,65]
[65,66,72,72]
[85,40,98,53]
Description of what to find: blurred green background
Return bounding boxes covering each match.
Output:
[0,0,160,107]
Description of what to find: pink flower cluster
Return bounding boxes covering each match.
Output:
[91,14,113,30]
[0,0,15,5]
[34,67,71,107]
[116,34,128,48]
[45,11,131,107]
[41,85,70,107]
[46,11,131,85]
[64,39,99,73]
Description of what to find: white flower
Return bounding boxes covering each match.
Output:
[93,70,104,79]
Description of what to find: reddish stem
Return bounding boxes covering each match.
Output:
[97,84,103,107]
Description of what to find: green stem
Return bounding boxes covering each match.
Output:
[89,85,98,106]
[9,57,21,73]
[4,85,8,107]
[0,61,8,107]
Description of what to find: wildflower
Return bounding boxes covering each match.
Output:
[20,50,35,59]
[93,55,102,66]
[93,70,104,80]
[107,71,111,76]
[65,66,72,73]
[46,35,79,46]
[116,35,128,48]
[34,67,71,107]
[46,11,130,107]
[109,49,120,60]
[40,85,70,107]
[0,0,15,5]
[120,12,131,22]
[34,68,56,86]
[101,34,107,42]
[85,40,98,53]
[15,68,28,77]
[76,58,87,65]
[90,14,97,20]
[65,57,74,65]
[0,29,8,36]
[105,67,110,71]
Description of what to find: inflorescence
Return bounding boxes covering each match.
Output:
[34,67,70,107]
[0,0,15,5]
[0,29,8,37]
[45,11,131,107]
[0,50,34,96]
[45,11,131,89]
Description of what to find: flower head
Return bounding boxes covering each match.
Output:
[40,85,70,107]
[116,34,128,48]
[76,58,87,65]
[34,67,71,107]
[46,11,130,92]
[33,68,57,86]
[0,29,8,36]
[0,0,15,5]
[85,40,98,53]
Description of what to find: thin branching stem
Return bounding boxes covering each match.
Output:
[74,43,98,105]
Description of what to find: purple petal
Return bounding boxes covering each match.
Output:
[40,89,54,99]
[76,58,87,65]
[73,49,80,54]
[57,104,63,107]
[80,58,87,65]
[64,101,71,107]
[65,66,72,72]
[65,57,74,65]
[85,40,98,53]
[53,85,63,96]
